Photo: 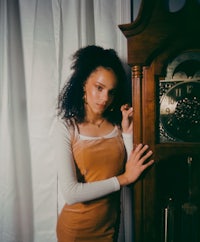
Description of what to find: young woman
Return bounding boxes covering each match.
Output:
[53,45,154,242]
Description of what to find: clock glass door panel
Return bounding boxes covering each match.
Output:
[159,51,200,143]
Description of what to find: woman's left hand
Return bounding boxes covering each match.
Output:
[121,104,133,134]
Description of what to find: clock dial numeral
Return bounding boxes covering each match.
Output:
[187,85,193,94]
[168,97,175,105]
[175,87,182,97]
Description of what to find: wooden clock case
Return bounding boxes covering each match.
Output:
[119,0,200,241]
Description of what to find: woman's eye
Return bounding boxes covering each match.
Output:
[96,85,103,91]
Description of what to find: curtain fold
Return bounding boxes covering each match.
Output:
[0,1,134,241]
[0,0,33,242]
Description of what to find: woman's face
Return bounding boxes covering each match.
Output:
[84,67,117,116]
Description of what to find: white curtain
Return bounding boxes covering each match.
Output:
[0,0,138,241]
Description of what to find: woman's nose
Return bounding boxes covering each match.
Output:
[102,91,109,102]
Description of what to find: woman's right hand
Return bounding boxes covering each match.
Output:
[117,144,154,186]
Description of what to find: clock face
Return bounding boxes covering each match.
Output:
[160,81,200,142]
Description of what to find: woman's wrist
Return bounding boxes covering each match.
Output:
[116,174,129,187]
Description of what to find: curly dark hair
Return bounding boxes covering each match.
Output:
[58,45,130,125]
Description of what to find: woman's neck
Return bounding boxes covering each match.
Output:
[85,114,105,128]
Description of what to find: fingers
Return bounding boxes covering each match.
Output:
[131,143,148,158]
[121,104,133,117]
[134,144,151,156]
[139,145,153,162]
[120,104,130,111]
[127,108,133,117]
[121,104,133,133]
[142,159,154,171]
[130,143,154,165]
[123,143,154,185]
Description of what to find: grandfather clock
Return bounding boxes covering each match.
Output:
[119,1,200,242]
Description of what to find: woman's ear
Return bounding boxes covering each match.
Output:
[82,85,87,104]
[83,81,87,91]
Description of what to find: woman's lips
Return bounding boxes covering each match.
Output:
[96,103,106,110]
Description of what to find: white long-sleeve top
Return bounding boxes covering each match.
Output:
[52,118,133,205]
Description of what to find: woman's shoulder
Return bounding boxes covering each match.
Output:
[52,116,76,136]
